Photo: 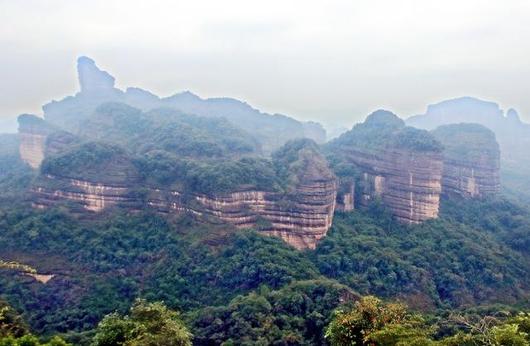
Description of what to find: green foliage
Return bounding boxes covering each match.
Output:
[0,208,320,337]
[82,103,258,158]
[312,200,530,307]
[432,123,499,162]
[273,138,334,190]
[327,110,443,153]
[91,299,191,346]
[325,296,423,346]
[0,135,33,203]
[191,280,355,345]
[0,301,27,338]
[326,298,530,346]
[41,141,133,183]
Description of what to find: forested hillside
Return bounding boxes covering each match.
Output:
[1,193,529,344]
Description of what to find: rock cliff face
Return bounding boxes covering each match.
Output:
[342,148,442,223]
[30,139,337,249]
[432,124,500,198]
[197,173,337,250]
[17,115,49,169]
[18,115,78,169]
[31,175,337,249]
[327,110,444,223]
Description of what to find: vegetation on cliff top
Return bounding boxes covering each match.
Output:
[81,102,260,158]
[432,123,500,161]
[328,110,443,153]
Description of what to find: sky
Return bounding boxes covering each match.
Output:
[1,0,529,132]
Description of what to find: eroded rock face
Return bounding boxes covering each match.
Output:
[29,139,338,250]
[342,148,443,223]
[18,115,79,169]
[18,115,52,168]
[327,110,444,223]
[31,176,337,249]
[336,178,355,212]
[432,124,500,198]
[197,177,337,250]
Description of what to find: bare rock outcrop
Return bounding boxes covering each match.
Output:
[17,115,53,169]
[29,139,337,250]
[327,110,444,223]
[432,123,500,198]
[18,114,79,168]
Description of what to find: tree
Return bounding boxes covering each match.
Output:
[0,301,27,338]
[325,296,429,346]
[91,299,192,346]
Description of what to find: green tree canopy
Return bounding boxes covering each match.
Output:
[91,299,192,346]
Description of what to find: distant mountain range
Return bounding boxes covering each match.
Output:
[407,96,530,165]
[41,56,326,154]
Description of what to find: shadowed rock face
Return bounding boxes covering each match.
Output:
[196,168,337,249]
[341,148,443,223]
[432,123,500,198]
[328,110,444,223]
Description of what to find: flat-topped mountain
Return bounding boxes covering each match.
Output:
[9,62,506,249]
[407,96,530,199]
[432,123,500,198]
[327,110,444,223]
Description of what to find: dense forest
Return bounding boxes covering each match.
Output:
[1,192,529,344]
[1,63,530,344]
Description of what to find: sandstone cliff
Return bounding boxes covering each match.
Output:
[17,115,50,169]
[327,110,444,223]
[30,139,337,249]
[432,123,500,198]
[18,114,79,169]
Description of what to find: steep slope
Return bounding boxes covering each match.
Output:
[432,123,500,197]
[42,57,325,153]
[30,138,337,249]
[17,114,78,169]
[327,110,444,223]
[407,96,530,200]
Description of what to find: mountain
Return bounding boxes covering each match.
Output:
[407,96,530,201]
[42,57,326,154]
[1,66,530,345]
[327,110,445,223]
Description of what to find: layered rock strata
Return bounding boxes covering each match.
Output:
[197,176,337,250]
[327,110,444,223]
[343,148,443,223]
[432,124,501,198]
[31,175,337,250]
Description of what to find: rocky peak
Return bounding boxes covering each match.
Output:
[77,56,116,93]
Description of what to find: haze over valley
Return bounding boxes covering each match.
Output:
[1,2,530,345]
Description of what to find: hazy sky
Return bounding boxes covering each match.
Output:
[1,0,529,130]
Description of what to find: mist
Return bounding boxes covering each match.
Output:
[1,0,530,132]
